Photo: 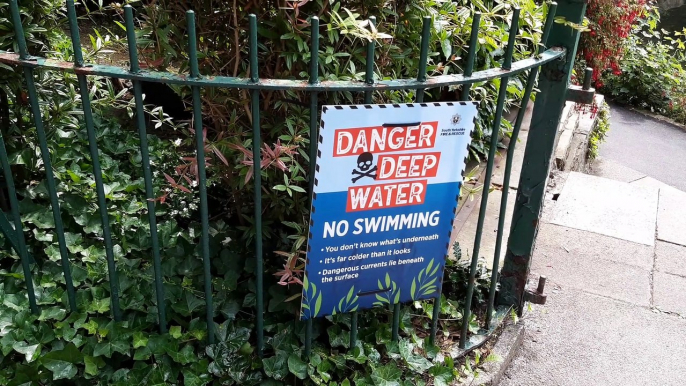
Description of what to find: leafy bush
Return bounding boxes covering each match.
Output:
[588,101,610,160]
[122,0,550,280]
[0,0,541,384]
[600,7,686,124]
[577,0,648,85]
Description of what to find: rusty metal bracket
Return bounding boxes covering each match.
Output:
[524,276,548,305]
[566,67,596,104]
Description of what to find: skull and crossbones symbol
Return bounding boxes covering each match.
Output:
[351,152,377,183]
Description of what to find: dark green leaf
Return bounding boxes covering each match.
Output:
[263,352,289,380]
[169,344,196,365]
[133,331,148,349]
[40,343,83,380]
[371,362,402,386]
[288,354,308,380]
[12,342,41,363]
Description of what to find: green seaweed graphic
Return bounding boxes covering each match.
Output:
[332,286,359,315]
[373,273,401,308]
[410,258,440,300]
[300,275,323,319]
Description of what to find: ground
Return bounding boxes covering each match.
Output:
[499,104,686,385]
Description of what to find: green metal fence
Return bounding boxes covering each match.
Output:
[0,0,587,361]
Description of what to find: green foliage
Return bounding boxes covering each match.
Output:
[116,0,551,268]
[444,242,493,309]
[600,7,686,124]
[0,0,524,384]
[588,101,610,160]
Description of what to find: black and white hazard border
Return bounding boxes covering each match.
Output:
[304,101,479,310]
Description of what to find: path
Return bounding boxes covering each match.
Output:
[499,106,686,385]
[594,104,686,191]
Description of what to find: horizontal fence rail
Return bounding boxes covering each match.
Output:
[0,48,565,91]
[0,0,564,362]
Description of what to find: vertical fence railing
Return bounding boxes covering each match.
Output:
[66,0,123,321]
[499,0,587,313]
[461,13,482,101]
[349,14,378,349]
[304,16,320,358]
[186,10,216,344]
[458,7,521,349]
[124,5,168,333]
[248,13,265,358]
[0,1,37,314]
[9,0,75,314]
[485,2,558,328]
[0,0,576,360]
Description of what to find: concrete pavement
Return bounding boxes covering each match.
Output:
[596,104,686,191]
[500,171,686,386]
[499,105,686,386]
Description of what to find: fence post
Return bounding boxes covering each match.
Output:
[497,0,587,313]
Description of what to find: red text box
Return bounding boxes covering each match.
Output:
[376,152,440,181]
[346,180,428,212]
[334,122,438,157]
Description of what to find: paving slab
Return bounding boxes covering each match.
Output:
[535,223,654,269]
[550,172,658,246]
[454,189,516,268]
[532,224,651,306]
[653,272,686,316]
[590,157,647,183]
[655,241,686,277]
[657,185,686,246]
[500,288,686,386]
[629,175,675,191]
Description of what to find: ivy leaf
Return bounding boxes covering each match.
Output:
[133,331,148,349]
[327,325,349,349]
[169,344,196,365]
[288,354,308,380]
[182,368,210,386]
[134,346,152,361]
[12,342,41,363]
[84,355,105,376]
[404,354,432,374]
[38,307,67,322]
[429,364,454,386]
[63,232,85,254]
[45,244,62,262]
[372,362,402,386]
[82,320,99,335]
[89,297,111,314]
[93,338,130,358]
[172,292,205,316]
[40,343,83,380]
[43,361,77,380]
[263,352,289,380]
[93,342,113,358]
[219,300,240,320]
[22,206,55,229]
[399,340,413,360]
[169,326,182,339]
[370,362,402,386]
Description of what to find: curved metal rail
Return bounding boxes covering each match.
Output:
[0,47,565,91]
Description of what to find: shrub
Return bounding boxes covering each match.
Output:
[577,0,648,85]
[600,7,686,124]
[124,0,550,276]
[588,101,610,160]
[0,0,545,384]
